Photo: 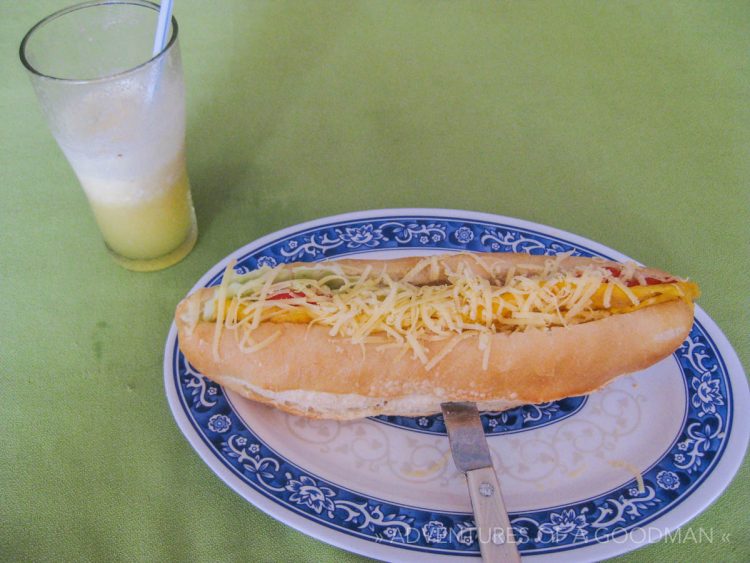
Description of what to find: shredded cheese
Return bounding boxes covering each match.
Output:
[211,261,234,360]
[608,460,645,493]
[204,256,697,370]
[242,330,282,354]
[424,332,475,371]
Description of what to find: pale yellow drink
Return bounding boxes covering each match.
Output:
[80,152,198,271]
[21,2,197,271]
[57,81,197,271]
[87,163,197,271]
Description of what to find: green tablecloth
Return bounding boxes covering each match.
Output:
[2,1,748,561]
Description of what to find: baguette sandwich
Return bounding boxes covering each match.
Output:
[175,252,699,419]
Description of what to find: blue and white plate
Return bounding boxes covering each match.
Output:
[164,209,748,561]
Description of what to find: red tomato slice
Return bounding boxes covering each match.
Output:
[604,266,672,287]
[268,291,306,300]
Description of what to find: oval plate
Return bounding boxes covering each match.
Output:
[164,209,748,561]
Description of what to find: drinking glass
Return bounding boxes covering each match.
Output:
[20,0,197,271]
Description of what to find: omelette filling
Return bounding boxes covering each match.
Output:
[198,255,699,369]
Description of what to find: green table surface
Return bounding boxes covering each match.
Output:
[2,1,748,561]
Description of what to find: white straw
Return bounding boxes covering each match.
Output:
[147,0,174,103]
[152,0,174,56]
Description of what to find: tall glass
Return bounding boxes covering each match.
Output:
[20,0,197,271]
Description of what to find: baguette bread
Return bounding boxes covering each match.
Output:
[175,252,697,419]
